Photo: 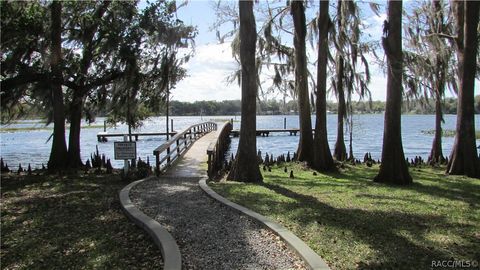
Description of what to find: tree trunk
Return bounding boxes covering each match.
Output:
[312,0,335,172]
[65,3,110,169]
[128,124,132,142]
[227,0,262,183]
[334,54,347,161]
[348,112,354,160]
[291,1,314,164]
[67,91,84,168]
[428,90,445,164]
[333,0,347,162]
[428,0,445,165]
[374,0,412,185]
[446,0,480,178]
[128,94,133,142]
[48,1,68,172]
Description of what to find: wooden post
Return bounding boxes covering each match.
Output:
[128,124,132,142]
[123,135,129,175]
[171,119,174,133]
[155,152,160,176]
[207,152,212,178]
[104,121,106,132]
[284,117,286,129]
[166,89,170,140]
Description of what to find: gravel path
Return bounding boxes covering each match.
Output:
[130,176,306,270]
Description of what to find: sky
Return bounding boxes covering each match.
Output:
[169,0,478,103]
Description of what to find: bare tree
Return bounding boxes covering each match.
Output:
[330,0,372,162]
[446,0,480,178]
[227,0,263,183]
[374,0,412,185]
[48,1,68,171]
[291,1,314,164]
[333,0,347,161]
[312,0,335,171]
[404,0,456,165]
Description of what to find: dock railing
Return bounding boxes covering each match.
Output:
[153,122,217,175]
[207,121,233,178]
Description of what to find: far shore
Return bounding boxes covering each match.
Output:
[1,112,472,127]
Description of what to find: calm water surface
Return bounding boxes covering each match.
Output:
[1,114,479,168]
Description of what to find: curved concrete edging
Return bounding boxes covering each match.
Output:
[120,177,181,270]
[199,178,330,270]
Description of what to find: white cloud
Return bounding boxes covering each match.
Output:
[361,12,387,41]
[172,42,240,102]
[173,40,479,103]
[364,74,387,101]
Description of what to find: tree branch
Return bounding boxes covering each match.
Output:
[256,6,290,35]
[425,33,457,41]
[0,72,49,93]
[84,71,124,90]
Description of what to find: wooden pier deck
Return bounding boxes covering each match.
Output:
[230,129,302,137]
[97,131,177,142]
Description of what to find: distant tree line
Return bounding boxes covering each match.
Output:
[166,95,480,116]
[5,95,479,122]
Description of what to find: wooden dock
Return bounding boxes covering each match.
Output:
[230,129,302,137]
[97,131,177,142]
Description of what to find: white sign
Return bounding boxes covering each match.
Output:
[114,141,136,160]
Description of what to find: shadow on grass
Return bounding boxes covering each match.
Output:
[273,176,366,190]
[255,181,476,270]
[1,174,163,270]
[1,174,54,192]
[406,175,480,207]
[354,193,443,206]
[276,165,480,207]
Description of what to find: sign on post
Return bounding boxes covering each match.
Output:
[114,141,137,160]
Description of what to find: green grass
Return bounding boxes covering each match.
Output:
[421,129,480,139]
[1,172,162,269]
[210,163,480,270]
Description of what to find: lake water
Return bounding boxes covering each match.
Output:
[1,114,479,169]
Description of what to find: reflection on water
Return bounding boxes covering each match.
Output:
[1,114,479,168]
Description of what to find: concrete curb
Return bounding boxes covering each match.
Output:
[199,178,330,270]
[120,177,181,270]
